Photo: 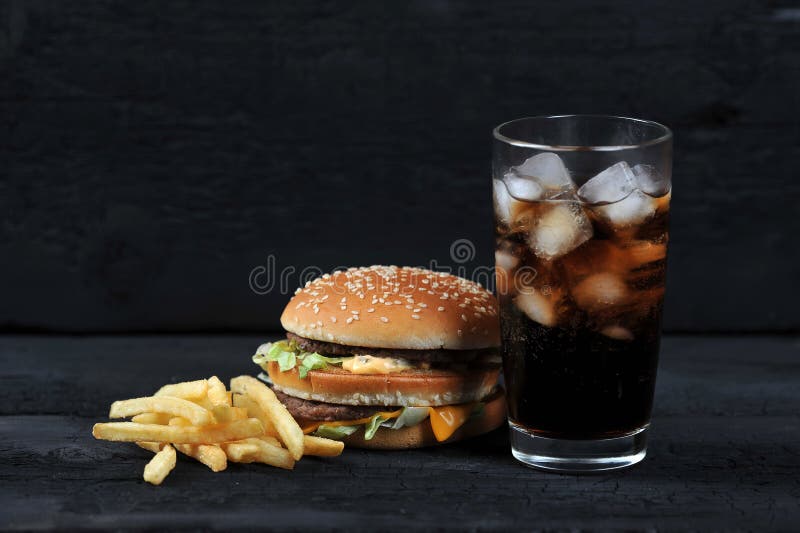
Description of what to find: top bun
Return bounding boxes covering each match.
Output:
[281,266,500,350]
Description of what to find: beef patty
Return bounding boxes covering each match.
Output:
[273,388,388,421]
[286,332,499,364]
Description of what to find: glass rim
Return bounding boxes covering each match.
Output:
[493,114,673,152]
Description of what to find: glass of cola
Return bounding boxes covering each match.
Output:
[493,115,672,472]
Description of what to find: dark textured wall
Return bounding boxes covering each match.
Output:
[1,1,798,333]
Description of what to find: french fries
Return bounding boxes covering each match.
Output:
[92,374,346,485]
[303,435,345,457]
[222,438,295,470]
[92,419,264,444]
[154,379,209,400]
[232,394,277,435]
[110,396,215,426]
[143,444,176,485]
[206,376,230,406]
[131,412,172,425]
[137,441,227,472]
[176,444,227,472]
[231,376,304,460]
[210,405,248,423]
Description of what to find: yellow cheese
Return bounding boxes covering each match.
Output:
[428,404,475,442]
[341,355,413,374]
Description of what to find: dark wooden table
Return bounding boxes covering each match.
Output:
[1,334,798,530]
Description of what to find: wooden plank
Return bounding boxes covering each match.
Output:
[0,1,798,332]
[0,334,798,529]
[1,415,798,530]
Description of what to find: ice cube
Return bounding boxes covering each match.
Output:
[577,162,637,204]
[494,177,538,228]
[503,172,544,201]
[579,162,663,227]
[528,202,592,260]
[493,179,513,224]
[600,325,634,341]
[515,153,576,199]
[495,249,520,270]
[572,272,628,311]
[593,189,657,227]
[633,164,670,197]
[623,240,667,268]
[514,289,558,327]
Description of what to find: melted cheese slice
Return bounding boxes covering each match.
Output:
[428,404,475,442]
[302,403,477,441]
[341,355,413,374]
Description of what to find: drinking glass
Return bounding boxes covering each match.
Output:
[493,115,672,472]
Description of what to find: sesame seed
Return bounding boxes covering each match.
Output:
[367,308,375,313]
[330,317,337,323]
[380,317,389,323]
[459,303,466,308]
[340,306,347,310]
[457,329,463,337]
[418,303,427,308]
[461,314,468,322]
[411,314,420,320]
[437,306,445,311]
[351,310,359,314]
[346,317,354,324]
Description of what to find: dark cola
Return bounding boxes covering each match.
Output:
[495,168,670,439]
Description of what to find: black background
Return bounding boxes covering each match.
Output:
[2,1,798,334]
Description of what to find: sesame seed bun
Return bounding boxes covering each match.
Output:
[266,361,501,407]
[280,266,500,350]
[340,387,506,449]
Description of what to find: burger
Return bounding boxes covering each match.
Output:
[252,265,506,449]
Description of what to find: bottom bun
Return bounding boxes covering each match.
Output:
[340,388,506,450]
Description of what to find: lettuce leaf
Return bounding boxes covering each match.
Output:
[314,424,359,439]
[363,414,391,440]
[386,407,430,430]
[298,352,346,379]
[252,340,347,379]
